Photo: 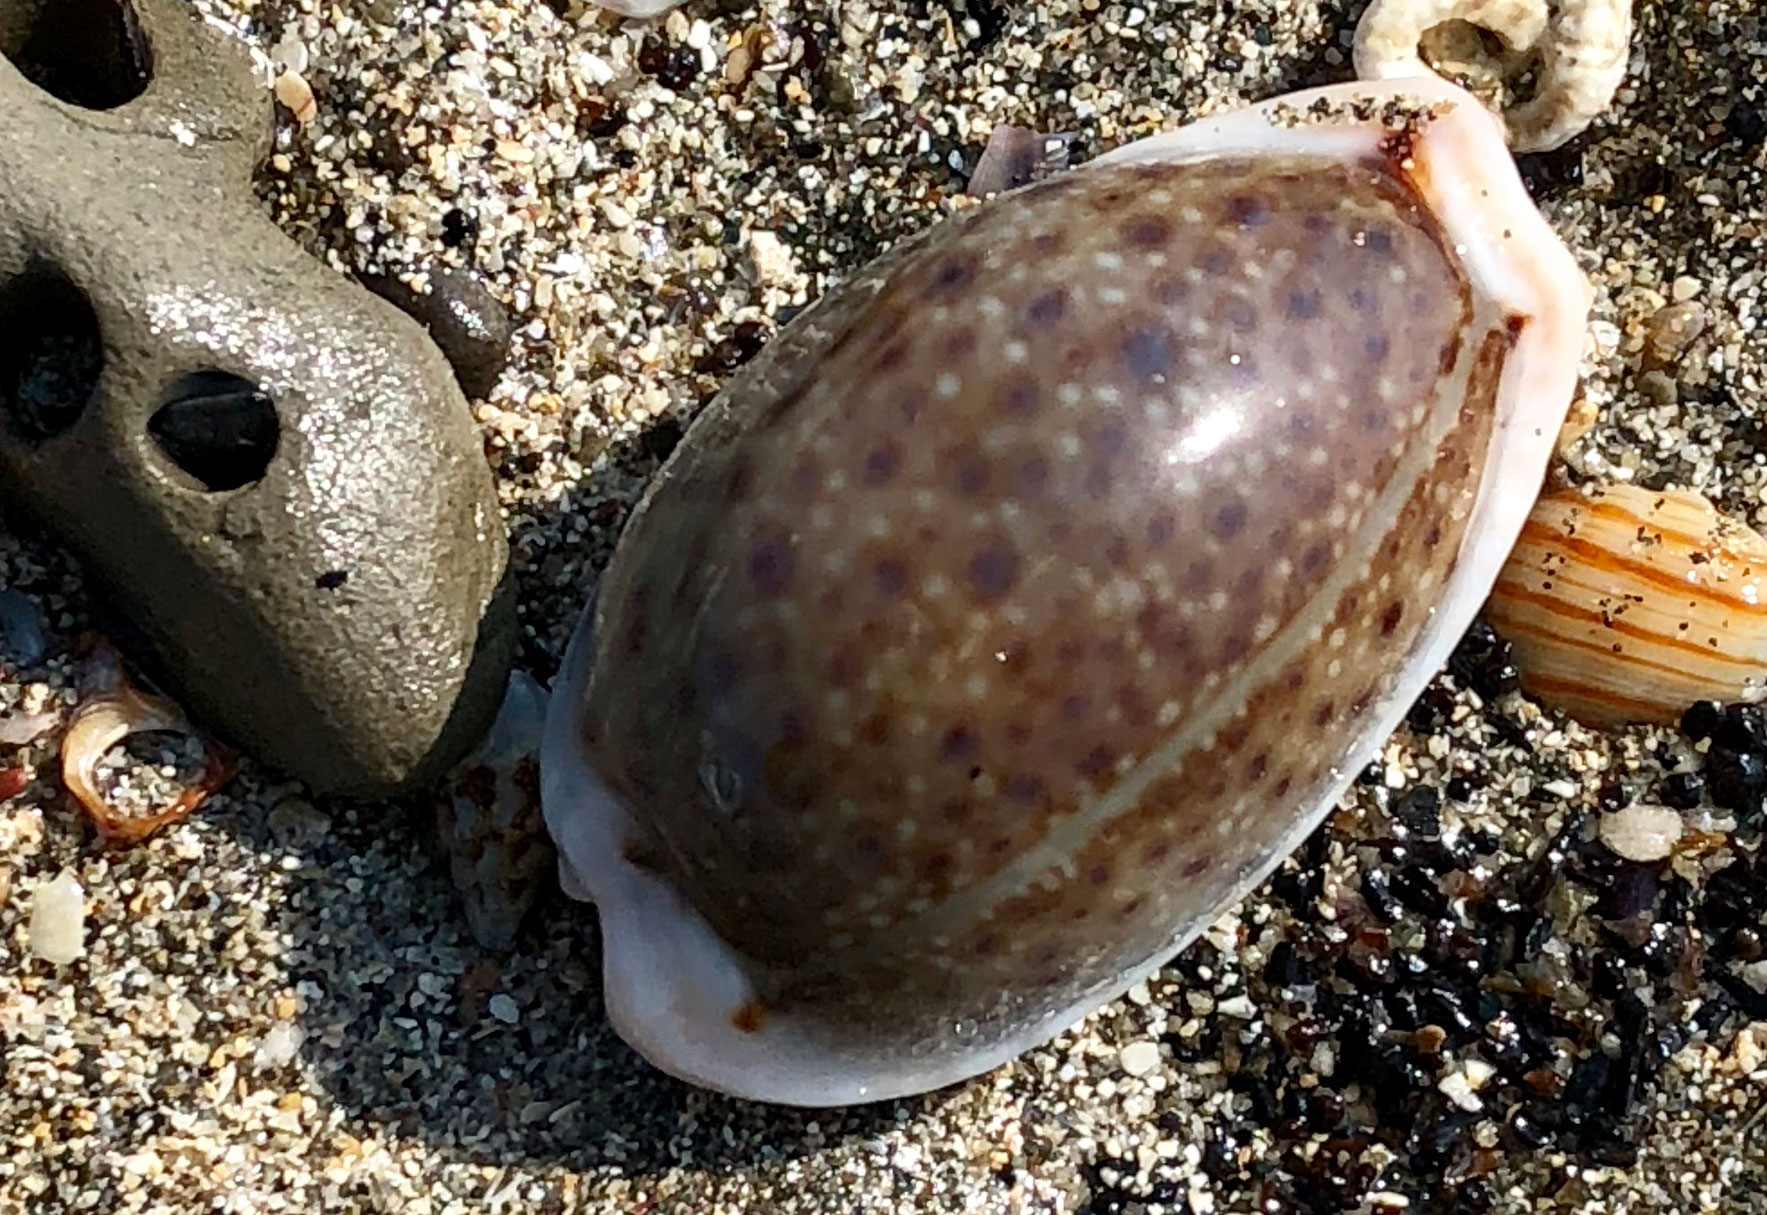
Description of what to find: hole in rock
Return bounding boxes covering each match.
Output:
[0,0,153,110]
[147,371,280,492]
[0,262,104,441]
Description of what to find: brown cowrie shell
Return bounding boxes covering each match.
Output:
[541,77,1591,1106]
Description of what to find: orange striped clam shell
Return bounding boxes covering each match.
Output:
[1488,483,1767,726]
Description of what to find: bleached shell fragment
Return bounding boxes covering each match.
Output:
[435,669,553,951]
[1353,0,1632,152]
[593,0,682,15]
[1487,484,1767,727]
[273,70,317,125]
[1598,803,1684,864]
[28,869,85,965]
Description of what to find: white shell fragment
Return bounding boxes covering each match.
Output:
[1353,0,1633,151]
[435,670,553,951]
[28,869,86,965]
[1488,484,1767,726]
[1598,803,1684,864]
[594,0,682,16]
[542,76,1591,1107]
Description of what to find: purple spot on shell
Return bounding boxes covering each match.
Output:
[1226,194,1269,226]
[1147,512,1175,547]
[1202,248,1233,276]
[950,447,991,495]
[966,544,1019,599]
[702,647,743,693]
[873,558,908,597]
[825,647,863,688]
[995,378,1040,417]
[1121,329,1176,380]
[1122,214,1173,247]
[925,253,979,298]
[863,441,901,485]
[747,539,793,595]
[1090,420,1129,459]
[1364,227,1395,254]
[1077,745,1115,778]
[1181,855,1214,878]
[1025,290,1067,327]
[1005,773,1043,803]
[940,724,977,762]
[1103,532,1130,568]
[777,707,808,744]
[1210,499,1249,540]
[1364,334,1391,362]
[1017,455,1050,494]
[1286,289,1322,319]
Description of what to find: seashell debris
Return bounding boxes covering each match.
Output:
[1353,0,1634,151]
[1488,483,1767,727]
[28,869,86,965]
[61,646,235,845]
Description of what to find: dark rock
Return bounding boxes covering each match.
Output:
[1705,747,1767,817]
[1391,786,1442,837]
[1680,699,1721,743]
[1713,702,1767,752]
[1659,769,1705,810]
[1448,617,1520,700]
[439,207,478,250]
[0,0,514,796]
[360,266,515,399]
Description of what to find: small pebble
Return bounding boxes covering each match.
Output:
[1599,803,1684,863]
[362,267,515,399]
[0,587,46,667]
[488,993,520,1024]
[254,1021,305,1068]
[1118,1040,1161,1077]
[27,870,85,965]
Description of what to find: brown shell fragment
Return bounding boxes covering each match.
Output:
[62,646,235,845]
[1487,483,1767,726]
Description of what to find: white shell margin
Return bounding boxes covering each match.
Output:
[540,74,1592,1108]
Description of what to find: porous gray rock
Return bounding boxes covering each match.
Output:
[0,0,514,797]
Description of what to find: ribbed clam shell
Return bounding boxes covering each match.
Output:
[1488,483,1767,726]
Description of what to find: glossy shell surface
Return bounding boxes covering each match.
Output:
[541,76,1591,1106]
[1489,483,1767,725]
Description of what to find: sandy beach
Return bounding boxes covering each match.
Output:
[3,0,1767,1210]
